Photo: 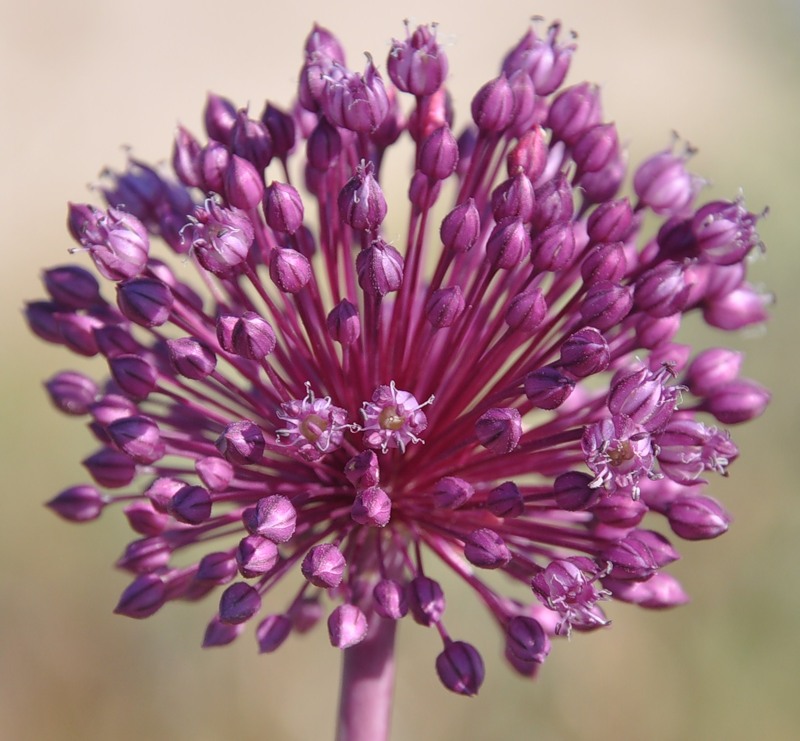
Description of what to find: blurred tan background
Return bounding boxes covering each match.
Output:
[2,0,798,739]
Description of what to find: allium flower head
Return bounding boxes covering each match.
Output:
[31,18,770,702]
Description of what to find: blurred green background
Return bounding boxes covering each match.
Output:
[2,0,798,738]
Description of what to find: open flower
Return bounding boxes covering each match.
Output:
[30,17,769,737]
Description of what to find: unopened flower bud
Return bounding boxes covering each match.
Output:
[195,457,234,492]
[215,420,265,465]
[558,327,610,378]
[169,484,212,525]
[107,415,165,464]
[475,407,522,454]
[356,240,404,296]
[301,543,346,588]
[167,337,217,380]
[219,582,262,624]
[388,23,448,96]
[505,287,547,332]
[269,248,312,294]
[117,277,173,327]
[83,447,136,488]
[327,299,361,345]
[44,265,101,309]
[217,311,277,360]
[433,476,474,509]
[338,162,387,232]
[700,379,770,424]
[236,534,279,577]
[440,199,480,253]
[464,528,511,569]
[487,481,525,518]
[328,604,368,649]
[667,495,731,540]
[408,575,445,625]
[344,450,380,490]
[373,579,409,619]
[256,614,292,653]
[426,286,465,328]
[264,181,304,234]
[45,371,98,415]
[435,640,484,696]
[47,484,106,522]
[524,366,575,409]
[251,495,297,543]
[114,574,166,619]
[506,616,549,664]
[471,74,514,133]
[419,126,459,180]
[351,486,392,527]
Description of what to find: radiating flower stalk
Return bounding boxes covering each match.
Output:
[30,18,770,741]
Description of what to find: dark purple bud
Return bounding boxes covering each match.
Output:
[204,93,237,144]
[408,171,441,210]
[668,495,731,540]
[388,23,448,96]
[419,126,459,180]
[47,484,106,522]
[408,575,445,626]
[635,261,693,317]
[327,299,361,345]
[307,117,342,170]
[604,572,689,609]
[373,579,409,619]
[580,281,634,330]
[344,450,380,490]
[338,162,387,232]
[252,495,297,543]
[505,287,547,332]
[572,123,620,176]
[532,174,574,231]
[351,486,392,527]
[167,337,217,380]
[433,476,474,509]
[83,448,136,488]
[634,150,697,215]
[548,82,602,146]
[269,248,312,294]
[217,311,277,360]
[531,222,577,272]
[56,311,103,356]
[579,153,626,205]
[524,366,575,410]
[90,393,137,427]
[109,354,157,399]
[122,500,167,536]
[215,420,265,465]
[25,301,62,344]
[591,491,648,528]
[558,327,610,378]
[603,529,679,581]
[261,103,296,161]
[236,534,279,577]
[508,70,538,136]
[491,171,535,223]
[581,242,628,285]
[471,74,514,133]
[322,57,389,133]
[486,218,531,269]
[116,277,173,327]
[145,477,185,513]
[700,379,770,424]
[684,348,743,397]
[425,285,465,329]
[224,154,264,210]
[264,181,304,234]
[440,199,480,253]
[507,128,548,182]
[506,616,549,664]
[94,325,140,358]
[230,110,273,171]
[114,574,166,618]
[172,126,203,188]
[107,415,165,464]
[328,604,368,649]
[356,240,404,296]
[586,198,634,244]
[169,484,212,525]
[256,614,292,653]
[435,640,484,696]
[44,265,101,308]
[219,582,262,624]
[301,543,346,589]
[553,471,600,510]
[45,371,97,415]
[200,141,230,194]
[475,407,522,454]
[464,528,511,569]
[197,552,238,584]
[117,536,171,573]
[487,481,525,518]
[203,616,244,648]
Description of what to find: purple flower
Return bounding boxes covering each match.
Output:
[30,18,769,710]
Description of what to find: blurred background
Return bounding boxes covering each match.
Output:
[1,0,798,738]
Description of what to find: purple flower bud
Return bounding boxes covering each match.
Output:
[167,337,217,380]
[491,171,535,223]
[356,240,404,296]
[338,162,387,232]
[261,103,295,161]
[251,495,297,543]
[200,141,230,194]
[109,354,157,400]
[107,415,165,464]
[435,640,484,696]
[116,277,173,327]
[440,199,480,253]
[700,379,770,424]
[464,528,512,569]
[553,471,600,510]
[44,265,101,308]
[215,420,265,465]
[169,484,212,525]
[83,448,136,488]
[558,328,610,378]
[344,450,380,490]
[322,57,389,133]
[288,596,323,634]
[114,574,166,619]
[94,325,140,358]
[506,616,549,664]
[703,284,769,330]
[269,248,312,294]
[524,366,575,410]
[388,23,448,96]
[507,128,548,183]
[351,486,392,527]
[144,477,185,513]
[532,174,574,232]
[604,572,690,609]
[55,311,103,356]
[45,371,98,415]
[373,579,409,619]
[264,181,304,234]
[507,70,538,136]
[503,21,573,95]
[408,575,445,626]
[120,500,166,536]
[419,126,459,181]
[667,495,731,540]
[580,281,634,330]
[25,301,62,344]
[591,491,648,528]
[635,261,693,317]
[548,82,602,146]
[117,536,171,573]
[236,534,279,577]
[487,481,525,518]
[531,222,577,272]
[306,117,342,170]
[204,93,237,144]
[47,484,106,522]
[328,604,368,649]
[471,74,515,133]
[692,198,761,265]
[580,242,628,285]
[505,287,547,332]
[634,150,697,215]
[407,171,442,210]
[577,153,626,205]
[230,110,273,171]
[74,208,150,282]
[90,393,137,428]
[572,123,620,176]
[486,218,531,269]
[217,311,277,360]
[301,543,346,588]
[196,552,238,584]
[203,617,244,648]
[172,126,203,188]
[475,407,522,454]
[224,154,264,211]
[256,614,292,653]
[425,286,465,329]
[194,457,233,492]
[684,348,743,397]
[327,299,361,345]
[219,582,262,624]
[433,476,474,509]
[586,198,634,244]
[603,529,678,581]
